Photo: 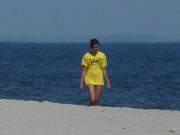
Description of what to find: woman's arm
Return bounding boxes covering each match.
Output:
[80,66,87,90]
[102,68,111,89]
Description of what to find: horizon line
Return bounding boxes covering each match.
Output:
[0,41,180,44]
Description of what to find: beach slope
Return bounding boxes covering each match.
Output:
[0,99,179,135]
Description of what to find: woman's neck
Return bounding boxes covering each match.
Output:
[90,51,98,55]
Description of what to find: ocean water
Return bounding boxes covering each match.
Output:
[0,42,180,110]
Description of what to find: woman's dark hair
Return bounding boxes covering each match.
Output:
[90,38,100,48]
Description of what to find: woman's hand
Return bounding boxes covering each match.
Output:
[80,67,87,90]
[107,82,111,90]
[80,82,84,90]
[102,68,111,90]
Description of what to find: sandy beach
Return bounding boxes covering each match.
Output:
[0,99,179,135]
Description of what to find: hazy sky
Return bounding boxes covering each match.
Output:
[0,0,180,42]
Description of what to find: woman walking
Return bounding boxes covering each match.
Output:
[80,38,111,106]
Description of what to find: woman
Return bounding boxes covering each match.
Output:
[80,38,111,106]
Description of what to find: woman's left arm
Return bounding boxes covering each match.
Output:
[102,68,111,89]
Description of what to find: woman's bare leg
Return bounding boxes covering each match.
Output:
[95,85,103,105]
[88,84,96,105]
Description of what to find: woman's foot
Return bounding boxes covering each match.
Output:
[89,101,99,106]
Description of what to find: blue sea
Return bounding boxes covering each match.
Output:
[0,42,180,110]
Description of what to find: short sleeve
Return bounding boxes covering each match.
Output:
[102,54,107,67]
[81,55,88,67]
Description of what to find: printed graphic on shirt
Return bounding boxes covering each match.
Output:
[89,58,101,65]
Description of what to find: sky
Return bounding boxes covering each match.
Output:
[0,0,180,42]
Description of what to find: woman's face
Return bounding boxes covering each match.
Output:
[91,44,99,53]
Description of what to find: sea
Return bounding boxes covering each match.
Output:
[0,42,180,110]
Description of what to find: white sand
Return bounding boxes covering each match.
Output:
[0,99,180,135]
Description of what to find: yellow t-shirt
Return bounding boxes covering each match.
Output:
[81,51,107,85]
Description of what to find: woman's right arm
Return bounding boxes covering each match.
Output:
[80,66,87,90]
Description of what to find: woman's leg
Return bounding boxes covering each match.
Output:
[95,85,103,105]
[88,84,96,105]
